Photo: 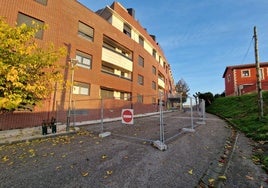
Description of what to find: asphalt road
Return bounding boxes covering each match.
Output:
[0,111,267,187]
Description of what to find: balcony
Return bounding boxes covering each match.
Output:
[158,78,165,88]
[102,47,133,72]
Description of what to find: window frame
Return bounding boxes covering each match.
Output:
[259,68,264,80]
[138,55,144,67]
[139,35,144,47]
[152,81,156,90]
[123,23,131,37]
[137,94,143,103]
[17,12,44,39]
[241,69,250,77]
[34,0,47,5]
[138,74,144,85]
[78,21,94,42]
[76,51,92,69]
[73,82,90,96]
[152,66,156,75]
[152,49,156,58]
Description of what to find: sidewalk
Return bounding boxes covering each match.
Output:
[0,111,164,146]
[0,124,79,145]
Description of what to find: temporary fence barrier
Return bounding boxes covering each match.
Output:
[196,99,206,125]
[106,95,207,151]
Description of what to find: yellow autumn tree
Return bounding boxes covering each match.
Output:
[0,18,66,112]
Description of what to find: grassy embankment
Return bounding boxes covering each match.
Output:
[206,92,268,172]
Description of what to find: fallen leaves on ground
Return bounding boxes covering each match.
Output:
[218,175,227,180]
[245,175,254,180]
[106,170,113,175]
[188,169,193,175]
[101,155,107,160]
[208,178,215,186]
[81,172,89,177]
[2,155,9,162]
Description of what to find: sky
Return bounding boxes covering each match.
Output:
[78,0,268,96]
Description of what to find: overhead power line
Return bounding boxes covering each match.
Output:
[241,36,254,64]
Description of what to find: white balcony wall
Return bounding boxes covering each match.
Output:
[158,78,165,88]
[144,41,152,56]
[111,15,123,31]
[102,47,133,72]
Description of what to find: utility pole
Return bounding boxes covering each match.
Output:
[253,26,264,120]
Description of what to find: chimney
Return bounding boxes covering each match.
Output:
[127,8,135,18]
[150,35,156,41]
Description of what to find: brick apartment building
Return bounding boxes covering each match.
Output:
[223,62,268,96]
[0,0,175,130]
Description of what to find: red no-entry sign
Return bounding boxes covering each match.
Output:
[121,109,134,124]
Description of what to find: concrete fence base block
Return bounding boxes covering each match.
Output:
[196,121,206,125]
[182,128,195,133]
[99,132,111,138]
[153,140,167,151]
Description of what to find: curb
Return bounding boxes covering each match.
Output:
[0,127,79,146]
[198,125,238,187]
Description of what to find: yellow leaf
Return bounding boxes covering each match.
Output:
[81,172,89,177]
[2,155,9,162]
[245,175,254,180]
[106,170,113,175]
[101,155,107,159]
[188,169,193,175]
[218,175,227,180]
[208,178,215,184]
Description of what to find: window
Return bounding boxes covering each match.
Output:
[73,82,90,95]
[138,56,144,67]
[152,97,156,104]
[260,68,264,80]
[227,74,231,82]
[123,23,131,37]
[120,92,131,101]
[137,94,143,103]
[17,12,44,39]
[78,21,94,41]
[152,66,156,75]
[101,88,114,99]
[158,73,165,82]
[76,51,92,69]
[138,75,144,85]
[241,70,250,77]
[101,88,131,100]
[139,35,144,47]
[152,49,156,58]
[152,81,156,90]
[34,0,47,5]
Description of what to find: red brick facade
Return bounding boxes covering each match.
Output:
[223,63,268,96]
[0,0,175,130]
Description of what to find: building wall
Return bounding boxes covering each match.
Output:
[224,64,268,96]
[0,0,175,129]
[224,68,235,96]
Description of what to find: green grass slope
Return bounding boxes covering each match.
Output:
[207,92,268,141]
[207,92,268,172]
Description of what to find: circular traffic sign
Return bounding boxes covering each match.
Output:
[122,109,133,123]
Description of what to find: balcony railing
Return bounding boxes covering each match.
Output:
[102,47,133,72]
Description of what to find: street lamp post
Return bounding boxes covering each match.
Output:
[66,58,78,131]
